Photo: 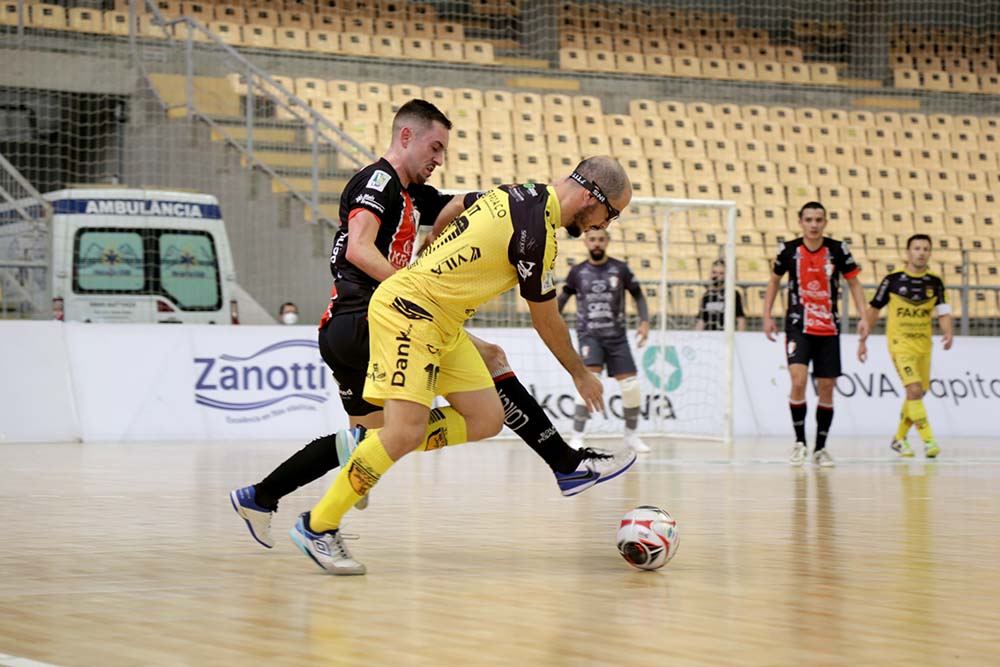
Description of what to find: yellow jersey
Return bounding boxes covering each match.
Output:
[870,269,949,353]
[382,183,561,329]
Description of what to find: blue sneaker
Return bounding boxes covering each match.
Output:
[229,485,274,548]
[337,426,370,510]
[555,447,637,497]
[289,512,366,575]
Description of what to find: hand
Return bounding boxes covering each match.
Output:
[636,321,650,348]
[856,318,870,341]
[943,332,954,350]
[573,370,604,414]
[763,316,778,341]
[415,233,436,257]
[857,340,868,363]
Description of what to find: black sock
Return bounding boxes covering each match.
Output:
[254,433,343,510]
[815,404,834,451]
[790,401,807,444]
[494,371,583,474]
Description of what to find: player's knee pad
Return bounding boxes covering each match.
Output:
[619,375,641,408]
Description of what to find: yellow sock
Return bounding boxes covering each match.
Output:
[310,431,395,532]
[416,406,469,451]
[905,398,935,443]
[894,404,912,441]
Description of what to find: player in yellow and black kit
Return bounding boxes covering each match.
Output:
[292,157,635,574]
[858,234,954,458]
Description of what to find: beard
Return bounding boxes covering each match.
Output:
[589,248,605,261]
[567,205,596,238]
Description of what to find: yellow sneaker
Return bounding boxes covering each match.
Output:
[925,440,940,459]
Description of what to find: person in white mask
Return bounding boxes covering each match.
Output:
[279,302,299,325]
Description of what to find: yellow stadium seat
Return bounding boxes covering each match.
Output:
[429,39,462,62]
[644,54,675,76]
[275,27,308,50]
[883,211,915,236]
[246,8,279,28]
[403,37,434,60]
[67,8,103,33]
[467,41,495,65]
[308,30,339,53]
[213,4,245,24]
[29,3,67,30]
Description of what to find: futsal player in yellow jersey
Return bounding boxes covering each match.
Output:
[857,234,953,458]
[292,156,634,574]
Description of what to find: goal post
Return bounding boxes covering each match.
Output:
[632,196,739,448]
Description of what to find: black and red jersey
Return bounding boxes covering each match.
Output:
[322,158,451,320]
[772,237,860,336]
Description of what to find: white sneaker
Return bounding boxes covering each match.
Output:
[789,442,808,466]
[230,485,274,548]
[813,449,836,468]
[555,447,637,497]
[568,433,585,450]
[624,432,651,453]
[289,512,366,575]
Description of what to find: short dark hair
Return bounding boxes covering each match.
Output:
[711,258,725,268]
[906,233,932,249]
[798,201,826,218]
[393,99,452,136]
[279,302,297,315]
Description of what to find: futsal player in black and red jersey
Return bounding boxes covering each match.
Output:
[762,202,869,467]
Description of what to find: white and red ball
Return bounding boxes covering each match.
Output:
[617,505,679,570]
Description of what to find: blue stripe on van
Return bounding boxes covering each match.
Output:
[52,199,222,219]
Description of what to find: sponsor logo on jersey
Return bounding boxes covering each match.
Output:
[430,246,482,275]
[367,362,386,383]
[354,192,386,215]
[391,327,412,387]
[366,169,391,192]
[391,296,434,321]
[517,260,536,279]
[541,269,555,293]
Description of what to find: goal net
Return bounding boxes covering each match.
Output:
[468,197,738,445]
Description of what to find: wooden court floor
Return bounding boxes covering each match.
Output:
[1,436,999,666]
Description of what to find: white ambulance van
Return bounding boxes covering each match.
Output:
[2,188,239,323]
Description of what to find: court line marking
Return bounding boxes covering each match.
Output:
[641,457,1000,466]
[0,654,64,667]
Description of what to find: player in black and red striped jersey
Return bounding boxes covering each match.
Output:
[762,202,870,467]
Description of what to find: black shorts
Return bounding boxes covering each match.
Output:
[785,329,842,378]
[319,311,380,417]
[578,334,637,376]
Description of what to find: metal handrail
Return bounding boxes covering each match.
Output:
[131,0,377,227]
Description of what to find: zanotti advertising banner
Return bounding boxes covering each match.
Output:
[61,323,348,441]
[2,323,998,442]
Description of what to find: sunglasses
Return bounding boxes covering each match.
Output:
[569,171,620,223]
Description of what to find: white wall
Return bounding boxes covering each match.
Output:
[2,322,997,442]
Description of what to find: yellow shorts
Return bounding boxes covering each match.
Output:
[363,290,494,408]
[891,349,931,391]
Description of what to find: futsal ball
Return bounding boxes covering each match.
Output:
[617,505,679,571]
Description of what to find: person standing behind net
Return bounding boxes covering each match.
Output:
[856,233,953,458]
[557,228,651,454]
[694,258,747,331]
[762,201,869,467]
[291,157,635,574]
